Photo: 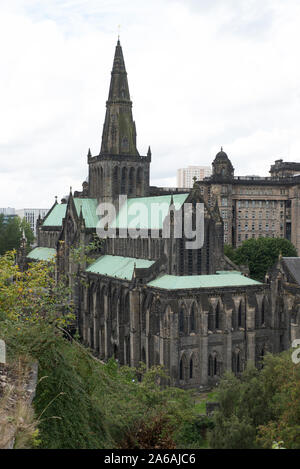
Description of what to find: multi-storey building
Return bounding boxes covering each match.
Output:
[0,207,17,225]
[16,208,49,236]
[177,166,212,188]
[196,151,300,251]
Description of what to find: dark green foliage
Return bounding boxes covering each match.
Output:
[175,415,214,449]
[225,237,297,281]
[2,317,197,449]
[209,413,256,449]
[208,354,300,449]
[0,214,34,255]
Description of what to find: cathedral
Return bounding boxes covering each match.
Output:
[24,40,297,389]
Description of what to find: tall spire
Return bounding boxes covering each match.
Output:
[100,39,139,156]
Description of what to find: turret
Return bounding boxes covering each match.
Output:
[212,147,234,180]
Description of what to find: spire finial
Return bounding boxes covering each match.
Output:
[117,25,121,44]
[221,146,223,151]
[87,148,91,158]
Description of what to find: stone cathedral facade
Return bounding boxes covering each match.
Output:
[25,40,298,389]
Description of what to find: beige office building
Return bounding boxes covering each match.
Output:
[177,165,212,188]
[197,152,300,252]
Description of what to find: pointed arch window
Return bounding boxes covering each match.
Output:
[215,303,221,330]
[208,355,213,377]
[261,298,266,325]
[189,357,193,379]
[208,304,214,331]
[238,301,242,328]
[214,356,218,376]
[179,308,185,333]
[121,167,127,194]
[179,359,183,380]
[190,304,196,332]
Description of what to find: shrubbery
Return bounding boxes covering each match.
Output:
[0,251,201,449]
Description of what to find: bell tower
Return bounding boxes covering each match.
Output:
[88,39,151,202]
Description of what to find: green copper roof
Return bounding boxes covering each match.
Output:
[43,204,67,227]
[73,198,99,228]
[147,273,262,290]
[27,247,56,261]
[111,193,189,230]
[42,199,99,229]
[86,255,155,280]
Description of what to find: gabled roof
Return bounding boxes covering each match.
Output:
[27,247,56,261]
[42,198,99,229]
[111,193,189,230]
[147,272,262,290]
[73,198,99,228]
[282,257,300,285]
[86,255,155,280]
[43,204,67,227]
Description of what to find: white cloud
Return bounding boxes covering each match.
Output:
[0,0,300,207]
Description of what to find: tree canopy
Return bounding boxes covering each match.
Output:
[0,215,34,255]
[208,351,300,449]
[0,251,199,449]
[224,237,298,281]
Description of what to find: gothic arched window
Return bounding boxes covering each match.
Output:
[215,303,221,330]
[190,303,196,332]
[179,308,185,334]
[208,355,213,377]
[238,301,242,328]
[189,357,193,379]
[179,359,183,380]
[121,167,127,194]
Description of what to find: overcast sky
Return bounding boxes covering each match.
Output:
[1,0,300,209]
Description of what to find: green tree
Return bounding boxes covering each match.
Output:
[0,215,34,255]
[0,251,196,449]
[208,353,300,449]
[225,237,297,281]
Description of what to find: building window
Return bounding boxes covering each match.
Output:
[221,198,228,207]
[189,358,193,379]
[179,309,184,333]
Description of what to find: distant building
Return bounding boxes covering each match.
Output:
[196,149,300,250]
[177,166,212,188]
[0,207,17,224]
[16,208,49,236]
[0,207,16,215]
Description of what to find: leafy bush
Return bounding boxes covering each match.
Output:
[224,237,297,281]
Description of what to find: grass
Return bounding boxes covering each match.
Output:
[194,391,219,414]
